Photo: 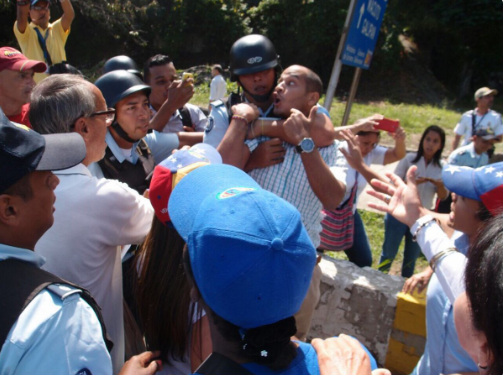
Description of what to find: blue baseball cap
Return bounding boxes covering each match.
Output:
[0,109,86,193]
[31,0,50,6]
[442,163,503,216]
[169,164,316,329]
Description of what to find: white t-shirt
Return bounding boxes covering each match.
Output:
[454,109,503,146]
[332,143,388,212]
[209,74,227,102]
[394,153,445,209]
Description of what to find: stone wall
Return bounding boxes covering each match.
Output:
[308,255,425,372]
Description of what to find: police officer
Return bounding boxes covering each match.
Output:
[0,111,159,375]
[91,70,179,194]
[103,55,143,80]
[203,34,283,149]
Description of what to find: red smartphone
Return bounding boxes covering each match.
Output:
[375,118,399,133]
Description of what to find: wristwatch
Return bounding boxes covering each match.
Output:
[295,137,315,154]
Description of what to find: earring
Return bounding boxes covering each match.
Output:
[478,363,488,370]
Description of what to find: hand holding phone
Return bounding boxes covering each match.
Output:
[374,118,399,133]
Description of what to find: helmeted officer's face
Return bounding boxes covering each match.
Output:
[115,91,150,141]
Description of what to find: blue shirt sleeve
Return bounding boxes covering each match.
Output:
[144,131,180,164]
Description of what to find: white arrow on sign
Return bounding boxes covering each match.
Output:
[357,3,365,29]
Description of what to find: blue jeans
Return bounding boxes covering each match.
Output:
[379,213,421,278]
[343,210,372,267]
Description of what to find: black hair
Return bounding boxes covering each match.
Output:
[412,125,445,167]
[143,54,173,83]
[304,69,323,96]
[2,173,33,201]
[182,248,298,370]
[212,64,223,74]
[465,214,503,375]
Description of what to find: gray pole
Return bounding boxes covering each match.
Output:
[323,0,358,112]
[341,67,362,126]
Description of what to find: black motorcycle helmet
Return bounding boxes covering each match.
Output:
[229,34,281,82]
[103,55,143,80]
[94,70,151,142]
[229,34,281,102]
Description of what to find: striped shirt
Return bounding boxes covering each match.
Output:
[246,138,345,247]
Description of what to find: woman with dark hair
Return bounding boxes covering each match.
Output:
[135,218,211,374]
[454,214,503,375]
[379,125,448,277]
[134,143,221,374]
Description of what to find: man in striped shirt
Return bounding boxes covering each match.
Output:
[218,65,347,341]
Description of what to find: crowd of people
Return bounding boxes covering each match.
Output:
[1,2,503,373]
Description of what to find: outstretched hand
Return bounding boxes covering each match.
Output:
[339,129,364,170]
[367,166,427,228]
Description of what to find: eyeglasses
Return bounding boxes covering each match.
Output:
[90,108,116,123]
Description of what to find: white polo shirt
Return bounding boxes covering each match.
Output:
[35,163,154,374]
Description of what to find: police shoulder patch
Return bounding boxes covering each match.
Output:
[204,116,214,133]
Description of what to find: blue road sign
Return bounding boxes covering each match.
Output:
[341,0,388,69]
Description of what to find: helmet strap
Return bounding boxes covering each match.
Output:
[111,120,139,144]
[237,78,276,104]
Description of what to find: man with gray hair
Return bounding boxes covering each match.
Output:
[30,74,154,374]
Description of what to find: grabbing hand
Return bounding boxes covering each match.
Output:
[245,138,286,171]
[167,79,194,109]
[283,106,317,145]
[231,103,260,123]
[367,166,427,228]
[118,351,161,375]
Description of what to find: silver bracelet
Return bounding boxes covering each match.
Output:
[429,247,458,272]
[412,215,436,242]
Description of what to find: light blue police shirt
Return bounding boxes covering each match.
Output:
[0,244,112,375]
[88,129,179,178]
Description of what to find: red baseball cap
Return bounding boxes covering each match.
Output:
[0,47,47,73]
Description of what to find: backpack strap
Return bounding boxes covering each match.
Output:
[225,92,245,123]
[33,27,53,66]
[178,106,193,129]
[195,352,254,375]
[0,259,113,352]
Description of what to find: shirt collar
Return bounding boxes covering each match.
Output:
[105,130,140,164]
[467,142,479,158]
[244,97,274,117]
[55,163,92,177]
[0,243,45,268]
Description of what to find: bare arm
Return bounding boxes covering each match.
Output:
[60,0,75,31]
[16,2,30,33]
[383,126,406,164]
[285,107,345,210]
[334,114,381,140]
[217,103,258,169]
[452,134,462,152]
[149,80,194,132]
[177,132,204,148]
[249,111,336,147]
